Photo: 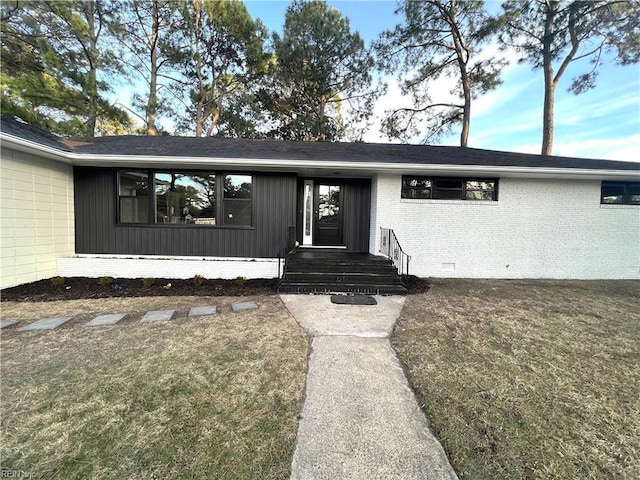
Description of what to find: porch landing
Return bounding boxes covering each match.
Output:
[279,249,407,295]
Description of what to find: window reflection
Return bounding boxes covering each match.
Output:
[118,170,149,223]
[318,185,340,223]
[155,173,216,224]
[223,174,252,226]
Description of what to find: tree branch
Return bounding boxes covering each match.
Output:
[553,3,582,85]
[390,102,464,116]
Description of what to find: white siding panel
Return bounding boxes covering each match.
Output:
[0,147,74,288]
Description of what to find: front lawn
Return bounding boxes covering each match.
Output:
[0,296,308,480]
[393,279,640,480]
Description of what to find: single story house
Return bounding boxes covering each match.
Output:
[1,116,638,290]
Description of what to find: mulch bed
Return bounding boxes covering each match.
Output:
[403,275,431,295]
[1,275,430,302]
[0,277,278,302]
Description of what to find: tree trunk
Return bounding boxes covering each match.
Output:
[459,77,470,148]
[85,0,98,137]
[541,1,557,156]
[205,64,222,137]
[206,104,221,136]
[146,0,159,136]
[195,58,204,137]
[318,96,326,141]
[194,19,204,137]
[449,0,469,147]
[195,87,204,137]
[192,3,208,137]
[542,64,555,156]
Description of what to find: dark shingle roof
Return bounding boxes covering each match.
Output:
[0,116,72,152]
[64,135,640,171]
[2,115,638,171]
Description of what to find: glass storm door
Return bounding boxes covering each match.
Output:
[314,183,343,246]
[302,180,314,245]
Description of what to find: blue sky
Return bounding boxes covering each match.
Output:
[243,0,640,161]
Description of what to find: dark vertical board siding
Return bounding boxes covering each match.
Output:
[75,167,113,253]
[74,167,297,258]
[73,171,86,253]
[342,179,371,252]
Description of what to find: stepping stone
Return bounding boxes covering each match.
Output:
[232,301,258,312]
[85,313,128,327]
[140,309,175,323]
[331,294,377,306]
[0,320,18,329]
[188,306,217,317]
[19,316,72,331]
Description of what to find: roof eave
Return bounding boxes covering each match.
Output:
[68,154,640,180]
[1,132,72,163]
[3,132,638,181]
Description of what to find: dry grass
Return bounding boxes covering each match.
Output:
[393,279,640,480]
[0,296,308,480]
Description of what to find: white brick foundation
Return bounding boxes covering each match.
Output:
[57,254,281,280]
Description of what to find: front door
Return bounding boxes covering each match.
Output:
[314,183,343,246]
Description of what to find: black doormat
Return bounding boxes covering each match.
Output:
[330,294,377,305]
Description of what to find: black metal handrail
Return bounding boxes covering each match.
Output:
[277,226,296,281]
[379,228,411,276]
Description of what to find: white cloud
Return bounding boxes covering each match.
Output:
[555,85,640,120]
[553,135,640,161]
[555,114,583,126]
[508,134,640,161]
[469,108,542,145]
[361,78,405,143]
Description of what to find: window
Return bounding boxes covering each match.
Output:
[155,172,217,224]
[401,176,497,201]
[117,170,252,227]
[118,170,149,223]
[601,181,640,205]
[402,177,431,199]
[222,174,252,226]
[465,180,497,200]
[433,178,463,199]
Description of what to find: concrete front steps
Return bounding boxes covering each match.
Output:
[278,249,407,295]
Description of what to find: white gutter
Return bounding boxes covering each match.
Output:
[2,132,639,180]
[1,133,72,162]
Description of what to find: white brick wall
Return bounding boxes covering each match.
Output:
[370,174,640,279]
[1,147,75,288]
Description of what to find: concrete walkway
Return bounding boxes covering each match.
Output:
[281,294,458,480]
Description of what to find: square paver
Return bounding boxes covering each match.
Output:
[188,306,217,317]
[140,309,175,323]
[19,316,73,331]
[85,313,128,327]
[0,320,18,329]
[232,301,258,312]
